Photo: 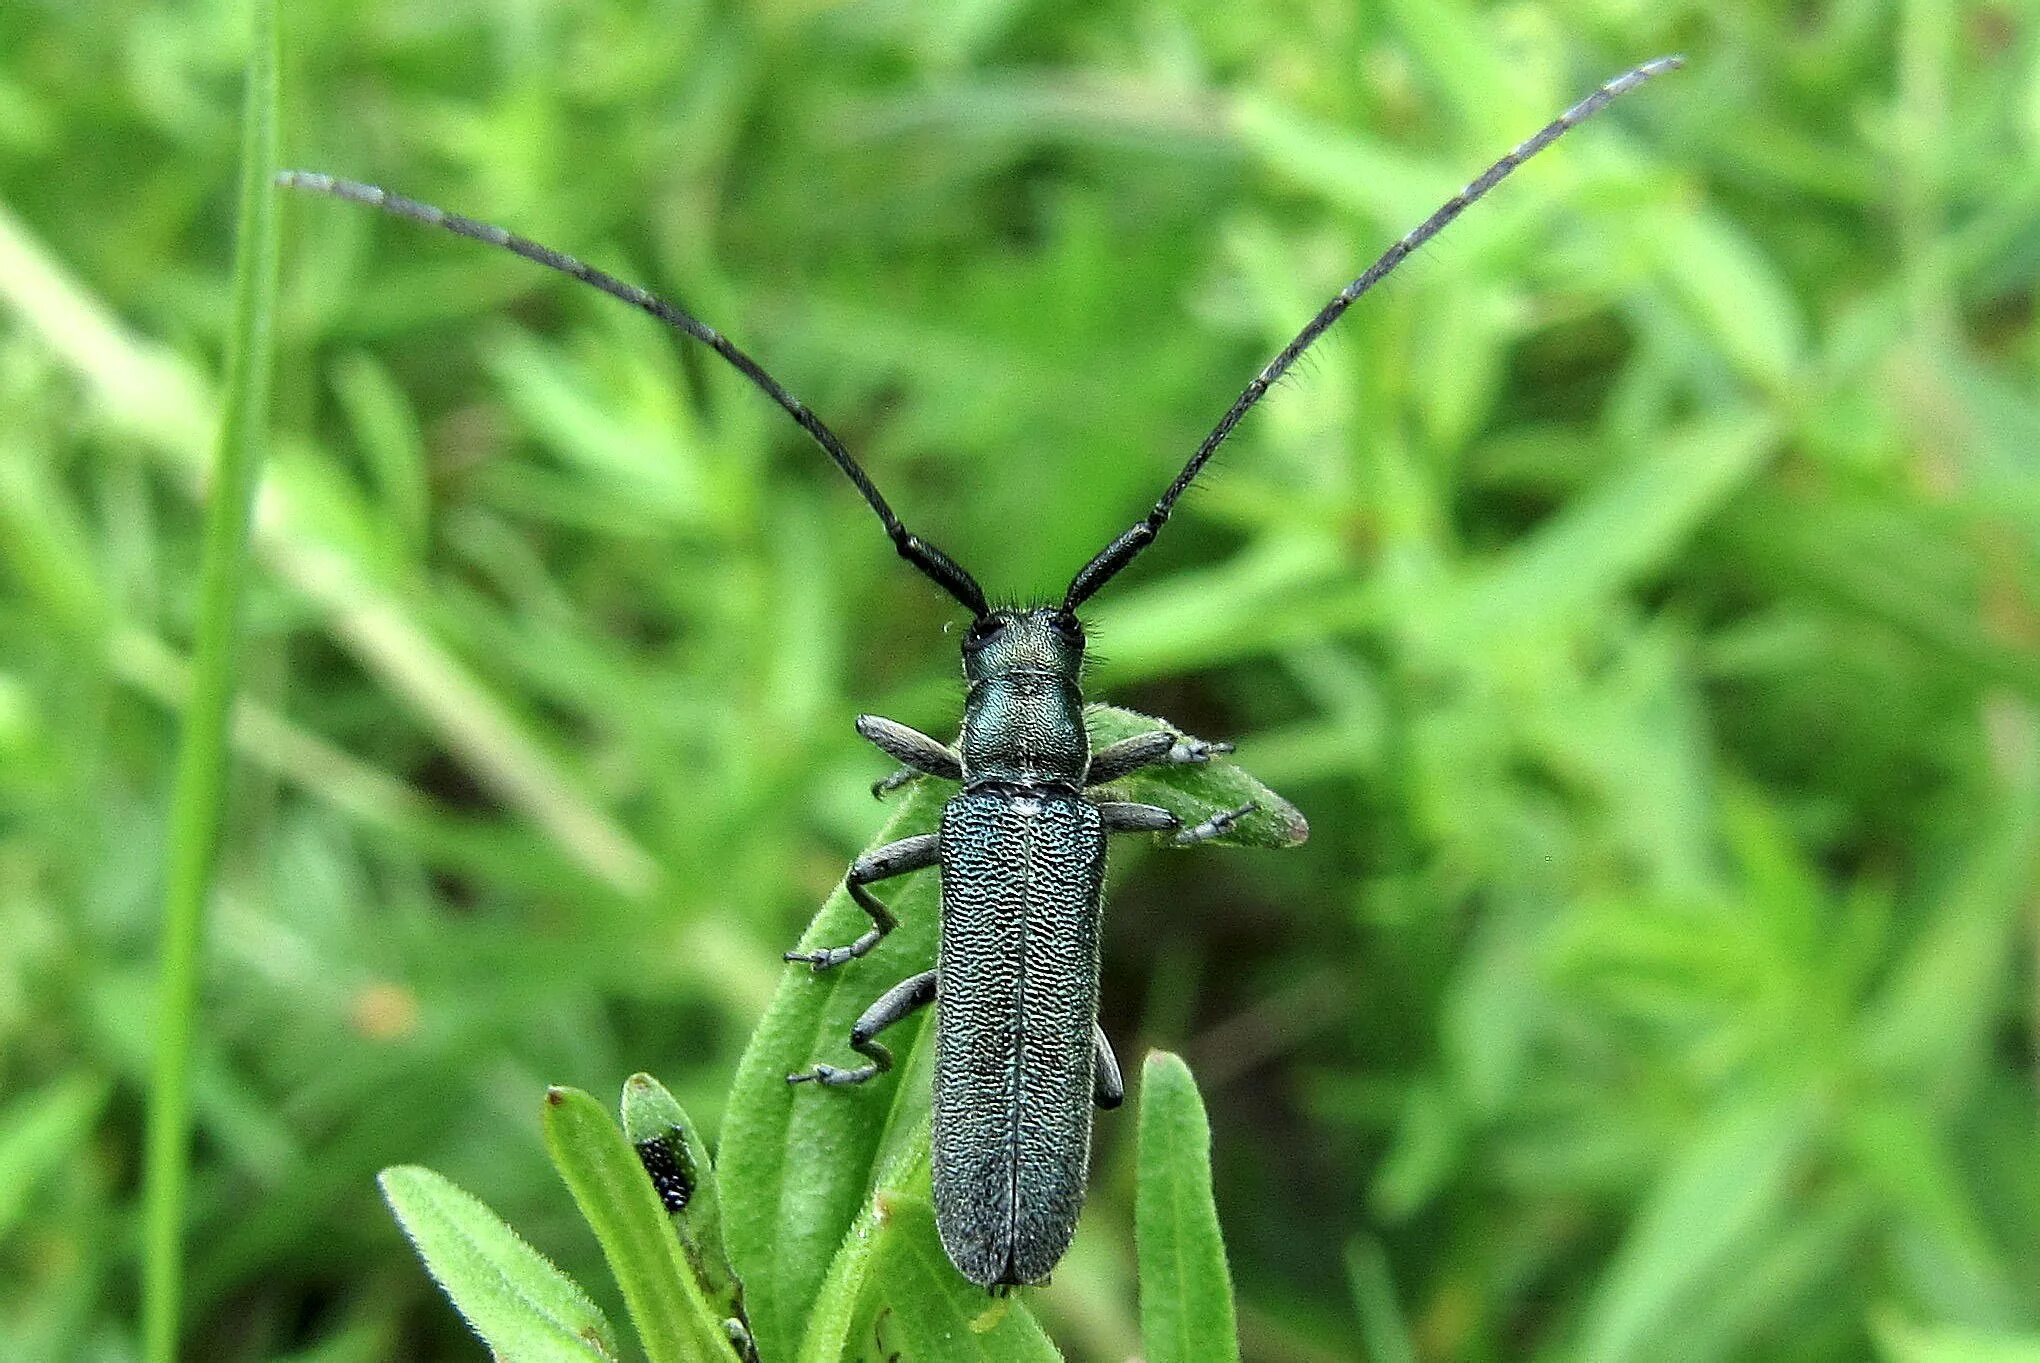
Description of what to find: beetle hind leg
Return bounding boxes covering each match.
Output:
[787,969,937,1087]
[785,832,940,970]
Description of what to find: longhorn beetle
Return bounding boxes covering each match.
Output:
[282,55,1679,1289]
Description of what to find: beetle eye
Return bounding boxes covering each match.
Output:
[1049,612,1085,646]
[965,615,1008,648]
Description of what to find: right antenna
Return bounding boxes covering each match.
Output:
[1062,55,1684,611]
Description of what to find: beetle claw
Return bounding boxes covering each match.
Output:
[1167,736,1233,764]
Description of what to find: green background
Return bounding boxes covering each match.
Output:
[3,0,2038,1358]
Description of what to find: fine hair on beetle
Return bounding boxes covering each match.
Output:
[282,53,1681,1290]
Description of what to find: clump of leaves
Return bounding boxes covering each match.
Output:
[381,708,1303,1360]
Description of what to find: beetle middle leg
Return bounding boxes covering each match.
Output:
[784,832,939,970]
[1095,800,1256,846]
[787,969,937,1087]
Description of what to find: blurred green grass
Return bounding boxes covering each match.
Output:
[3,1,2039,1359]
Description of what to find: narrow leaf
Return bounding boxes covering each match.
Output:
[793,1129,935,1363]
[378,1165,617,1363]
[718,785,948,1362]
[1424,411,1778,654]
[542,1087,743,1363]
[866,1193,1065,1362]
[620,1073,744,1327]
[0,1074,110,1241]
[1578,1093,1815,1360]
[1136,1051,1240,1363]
[1346,1237,1417,1363]
[1875,1315,2040,1363]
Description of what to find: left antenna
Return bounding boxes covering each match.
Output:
[277,172,988,617]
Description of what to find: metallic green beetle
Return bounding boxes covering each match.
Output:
[281,52,1677,1290]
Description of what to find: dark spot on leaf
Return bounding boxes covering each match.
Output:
[634,1129,694,1213]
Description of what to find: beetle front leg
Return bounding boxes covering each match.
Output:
[1093,1025,1124,1110]
[1087,727,1233,786]
[1095,800,1257,846]
[784,832,940,970]
[787,970,937,1087]
[858,714,961,800]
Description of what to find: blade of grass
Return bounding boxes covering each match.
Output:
[1345,1237,1418,1363]
[0,188,661,905]
[619,1074,743,1326]
[139,1,280,1357]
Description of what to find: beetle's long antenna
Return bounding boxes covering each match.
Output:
[277,172,989,617]
[1062,55,1682,611]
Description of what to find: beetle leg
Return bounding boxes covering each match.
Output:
[784,833,940,970]
[787,969,937,1087]
[1170,802,1257,845]
[1085,729,1176,785]
[870,766,925,800]
[1093,1025,1124,1109]
[857,715,961,799]
[1087,727,1233,786]
[1096,799,1258,846]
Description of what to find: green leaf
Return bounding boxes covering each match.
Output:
[1136,1051,1240,1363]
[1649,207,1807,392]
[1345,1237,1417,1363]
[0,1074,110,1242]
[1423,411,1779,655]
[719,782,947,1362]
[541,1087,743,1363]
[1875,1315,2040,1363]
[1577,1093,1816,1360]
[619,1073,743,1326]
[794,1066,938,1363]
[863,1192,1065,1362]
[377,1165,618,1363]
[719,710,1304,1359]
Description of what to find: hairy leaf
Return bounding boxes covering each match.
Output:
[378,1165,617,1362]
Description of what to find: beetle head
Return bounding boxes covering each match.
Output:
[961,606,1085,684]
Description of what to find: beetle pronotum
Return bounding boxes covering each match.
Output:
[283,53,1679,1289]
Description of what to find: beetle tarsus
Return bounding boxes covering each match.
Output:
[1172,801,1257,846]
[871,767,923,800]
[784,942,869,971]
[792,970,935,1088]
[1167,735,1232,764]
[786,1056,884,1086]
[786,833,939,969]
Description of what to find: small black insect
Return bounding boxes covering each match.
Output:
[282,54,1678,1290]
